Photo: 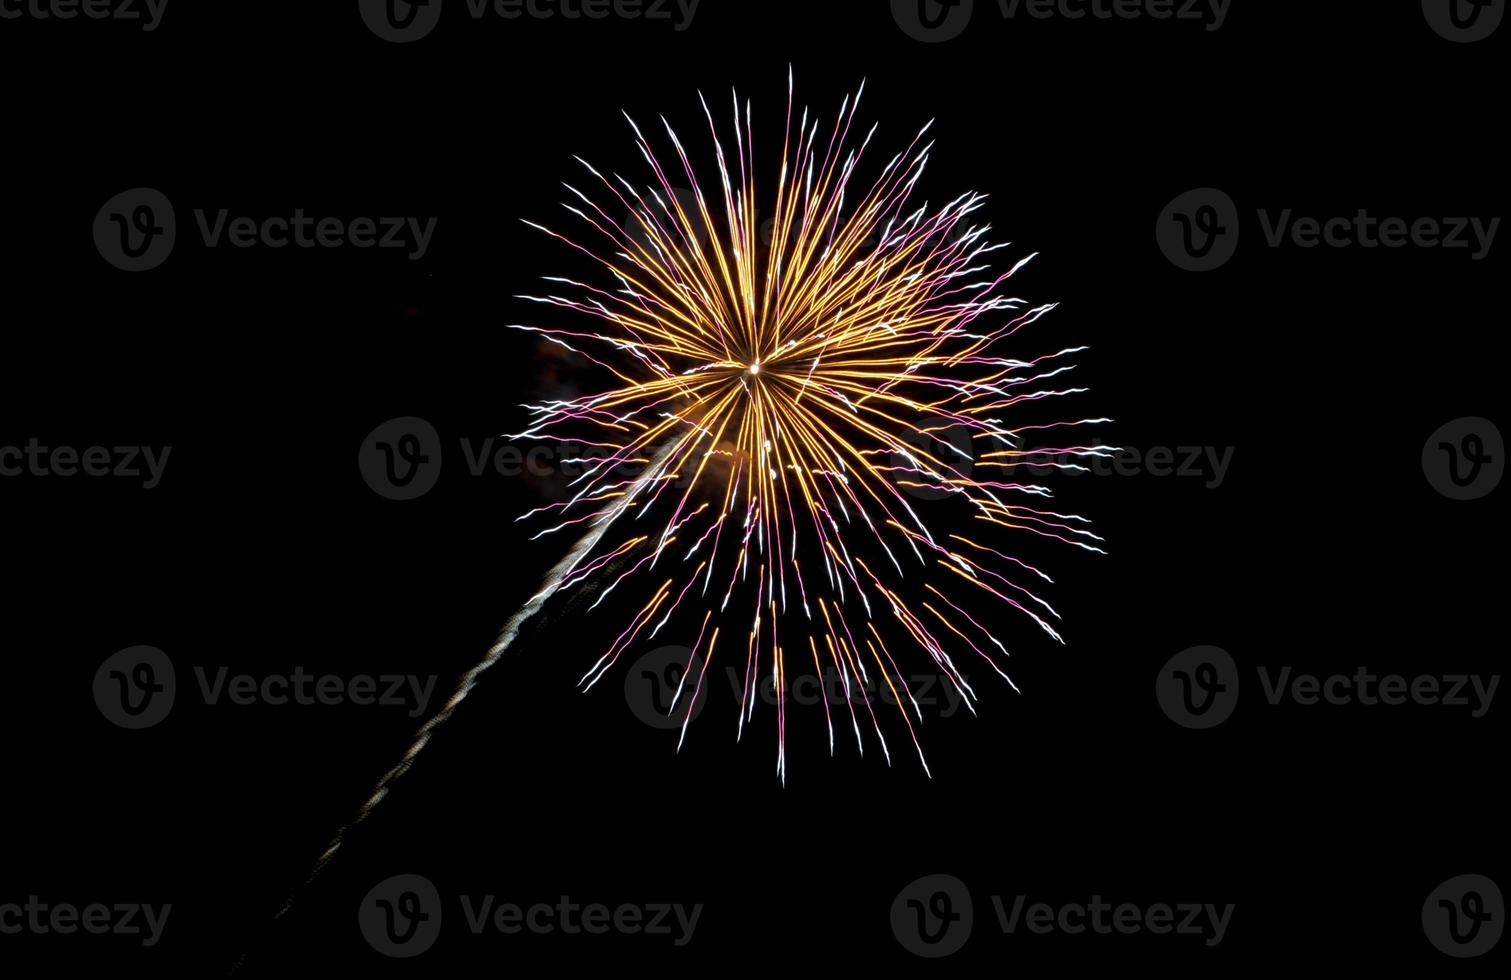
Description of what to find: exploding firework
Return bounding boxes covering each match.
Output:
[251,77,1112,952]
[505,71,1112,780]
[238,75,1115,975]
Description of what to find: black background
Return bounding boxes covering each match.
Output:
[1,0,1504,973]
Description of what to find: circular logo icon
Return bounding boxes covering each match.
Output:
[1423,874,1503,957]
[359,0,443,42]
[94,188,176,272]
[623,187,707,257]
[625,645,708,730]
[359,873,444,958]
[892,0,974,43]
[1422,417,1502,500]
[1156,188,1239,271]
[93,646,176,729]
[892,416,975,502]
[1156,645,1239,729]
[1422,0,1503,42]
[359,417,443,501]
[891,873,973,957]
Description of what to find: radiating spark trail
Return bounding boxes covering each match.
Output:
[510,72,1112,782]
[235,73,1110,978]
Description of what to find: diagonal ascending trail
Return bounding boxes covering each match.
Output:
[231,446,679,975]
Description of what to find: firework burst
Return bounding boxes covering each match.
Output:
[244,77,1113,969]
[509,72,1112,780]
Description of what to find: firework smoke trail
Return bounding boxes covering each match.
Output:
[269,529,598,917]
[249,443,680,956]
